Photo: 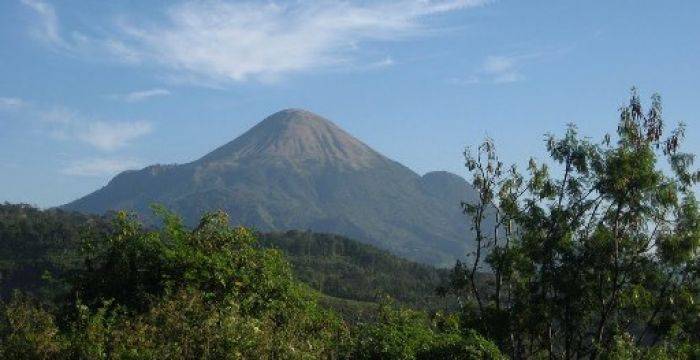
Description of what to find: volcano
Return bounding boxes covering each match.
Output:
[63,109,482,266]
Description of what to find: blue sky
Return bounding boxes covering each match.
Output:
[1,0,698,208]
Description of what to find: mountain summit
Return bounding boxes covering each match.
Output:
[200,109,383,169]
[63,109,481,266]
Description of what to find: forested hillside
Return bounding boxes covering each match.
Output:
[0,206,502,359]
[0,204,110,298]
[0,203,456,311]
[260,231,462,311]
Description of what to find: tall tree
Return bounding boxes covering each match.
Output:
[450,89,699,359]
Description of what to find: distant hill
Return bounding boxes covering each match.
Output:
[0,203,108,298]
[259,230,455,311]
[0,204,460,311]
[63,109,483,266]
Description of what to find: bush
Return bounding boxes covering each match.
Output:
[1,210,348,359]
[0,292,66,359]
[417,330,505,360]
[347,301,503,360]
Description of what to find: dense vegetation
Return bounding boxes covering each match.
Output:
[259,231,461,311]
[0,90,697,358]
[0,208,501,359]
[0,204,109,299]
[444,89,700,358]
[0,204,457,312]
[1,209,348,358]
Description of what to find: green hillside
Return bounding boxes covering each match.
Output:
[0,203,455,312]
[259,230,457,311]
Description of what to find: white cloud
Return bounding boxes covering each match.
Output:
[78,121,152,151]
[450,52,545,85]
[20,0,64,47]
[447,75,479,85]
[1,96,151,176]
[38,106,77,124]
[111,88,171,103]
[7,102,153,151]
[481,55,515,74]
[20,0,143,62]
[368,56,396,69]
[0,97,27,110]
[36,108,152,151]
[62,157,141,176]
[22,0,489,84]
[481,55,523,83]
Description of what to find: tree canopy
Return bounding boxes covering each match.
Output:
[447,89,699,358]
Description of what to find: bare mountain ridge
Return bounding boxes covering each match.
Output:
[63,109,482,266]
[201,109,385,169]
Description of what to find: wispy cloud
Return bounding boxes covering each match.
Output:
[62,157,141,176]
[1,98,150,176]
[20,0,63,47]
[77,121,152,151]
[22,0,489,84]
[38,109,152,151]
[110,88,171,103]
[368,56,396,69]
[38,106,76,124]
[0,97,27,110]
[481,55,524,83]
[2,99,152,151]
[20,0,142,60]
[450,52,548,85]
[446,75,479,86]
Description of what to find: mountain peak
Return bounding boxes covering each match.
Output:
[266,108,324,120]
[63,108,481,266]
[199,109,385,169]
[255,108,340,133]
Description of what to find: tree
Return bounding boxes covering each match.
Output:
[348,299,504,360]
[450,89,700,359]
[0,292,66,359]
[1,209,348,359]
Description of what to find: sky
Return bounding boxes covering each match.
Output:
[0,0,698,208]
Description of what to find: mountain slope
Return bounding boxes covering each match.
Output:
[259,230,451,307]
[63,109,480,266]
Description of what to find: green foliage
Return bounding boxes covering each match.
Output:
[61,288,345,359]
[0,204,109,299]
[598,332,700,360]
[0,292,66,359]
[451,88,700,358]
[0,203,459,315]
[417,330,505,360]
[259,230,460,312]
[74,210,302,316]
[1,209,348,359]
[348,301,435,359]
[347,301,504,360]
